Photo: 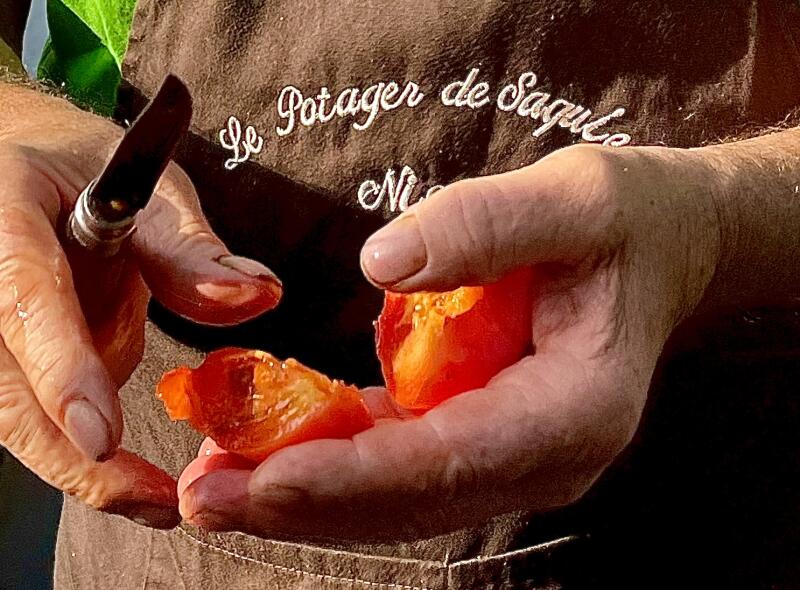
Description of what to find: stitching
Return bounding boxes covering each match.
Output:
[139,531,155,590]
[177,525,442,567]
[175,527,434,590]
[165,532,189,590]
[449,535,581,567]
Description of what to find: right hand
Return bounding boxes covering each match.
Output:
[0,84,282,528]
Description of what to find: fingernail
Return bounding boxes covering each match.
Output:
[361,215,427,286]
[217,255,280,282]
[63,399,113,461]
[216,255,282,300]
[128,502,181,529]
[196,282,257,305]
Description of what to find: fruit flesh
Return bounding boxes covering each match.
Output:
[377,268,533,411]
[157,348,374,462]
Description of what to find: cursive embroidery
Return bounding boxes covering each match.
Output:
[221,68,637,176]
[358,165,443,213]
[219,116,264,170]
[441,68,492,109]
[277,80,425,137]
[495,71,631,146]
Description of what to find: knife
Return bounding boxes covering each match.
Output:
[68,74,193,257]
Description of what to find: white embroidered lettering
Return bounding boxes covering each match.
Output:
[358,179,382,210]
[405,82,425,107]
[565,108,593,132]
[468,83,491,108]
[300,97,317,127]
[276,87,302,136]
[337,88,361,117]
[497,72,537,112]
[354,83,385,131]
[219,116,264,170]
[581,107,627,142]
[395,166,418,211]
[532,99,578,137]
[317,87,336,123]
[602,133,632,147]
[441,68,492,109]
[518,92,550,119]
[380,82,402,110]
[358,166,424,213]
[275,80,424,136]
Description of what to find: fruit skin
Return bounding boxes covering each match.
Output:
[376,267,534,412]
[156,348,374,462]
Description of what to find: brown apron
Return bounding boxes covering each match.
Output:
[55,1,800,588]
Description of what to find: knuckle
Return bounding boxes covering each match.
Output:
[563,144,622,203]
[544,144,629,247]
[438,177,501,279]
[547,143,621,196]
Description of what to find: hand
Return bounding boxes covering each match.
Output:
[0,84,281,528]
[177,143,723,540]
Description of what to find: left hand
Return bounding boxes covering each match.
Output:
[176,143,724,541]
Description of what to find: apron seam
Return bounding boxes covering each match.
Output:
[447,534,583,567]
[176,524,444,566]
[175,527,437,590]
[139,531,155,590]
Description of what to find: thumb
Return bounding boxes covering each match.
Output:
[360,145,617,292]
[133,164,282,326]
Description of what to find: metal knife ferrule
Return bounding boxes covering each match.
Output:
[69,181,136,257]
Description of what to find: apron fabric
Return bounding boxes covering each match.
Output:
[55,1,800,588]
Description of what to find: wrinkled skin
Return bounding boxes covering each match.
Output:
[0,83,281,528]
[178,143,726,541]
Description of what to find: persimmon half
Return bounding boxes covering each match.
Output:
[376,267,534,412]
[156,348,374,462]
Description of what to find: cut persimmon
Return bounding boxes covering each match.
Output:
[376,267,533,411]
[156,348,374,462]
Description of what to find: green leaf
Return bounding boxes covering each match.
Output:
[58,0,136,69]
[38,0,121,115]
